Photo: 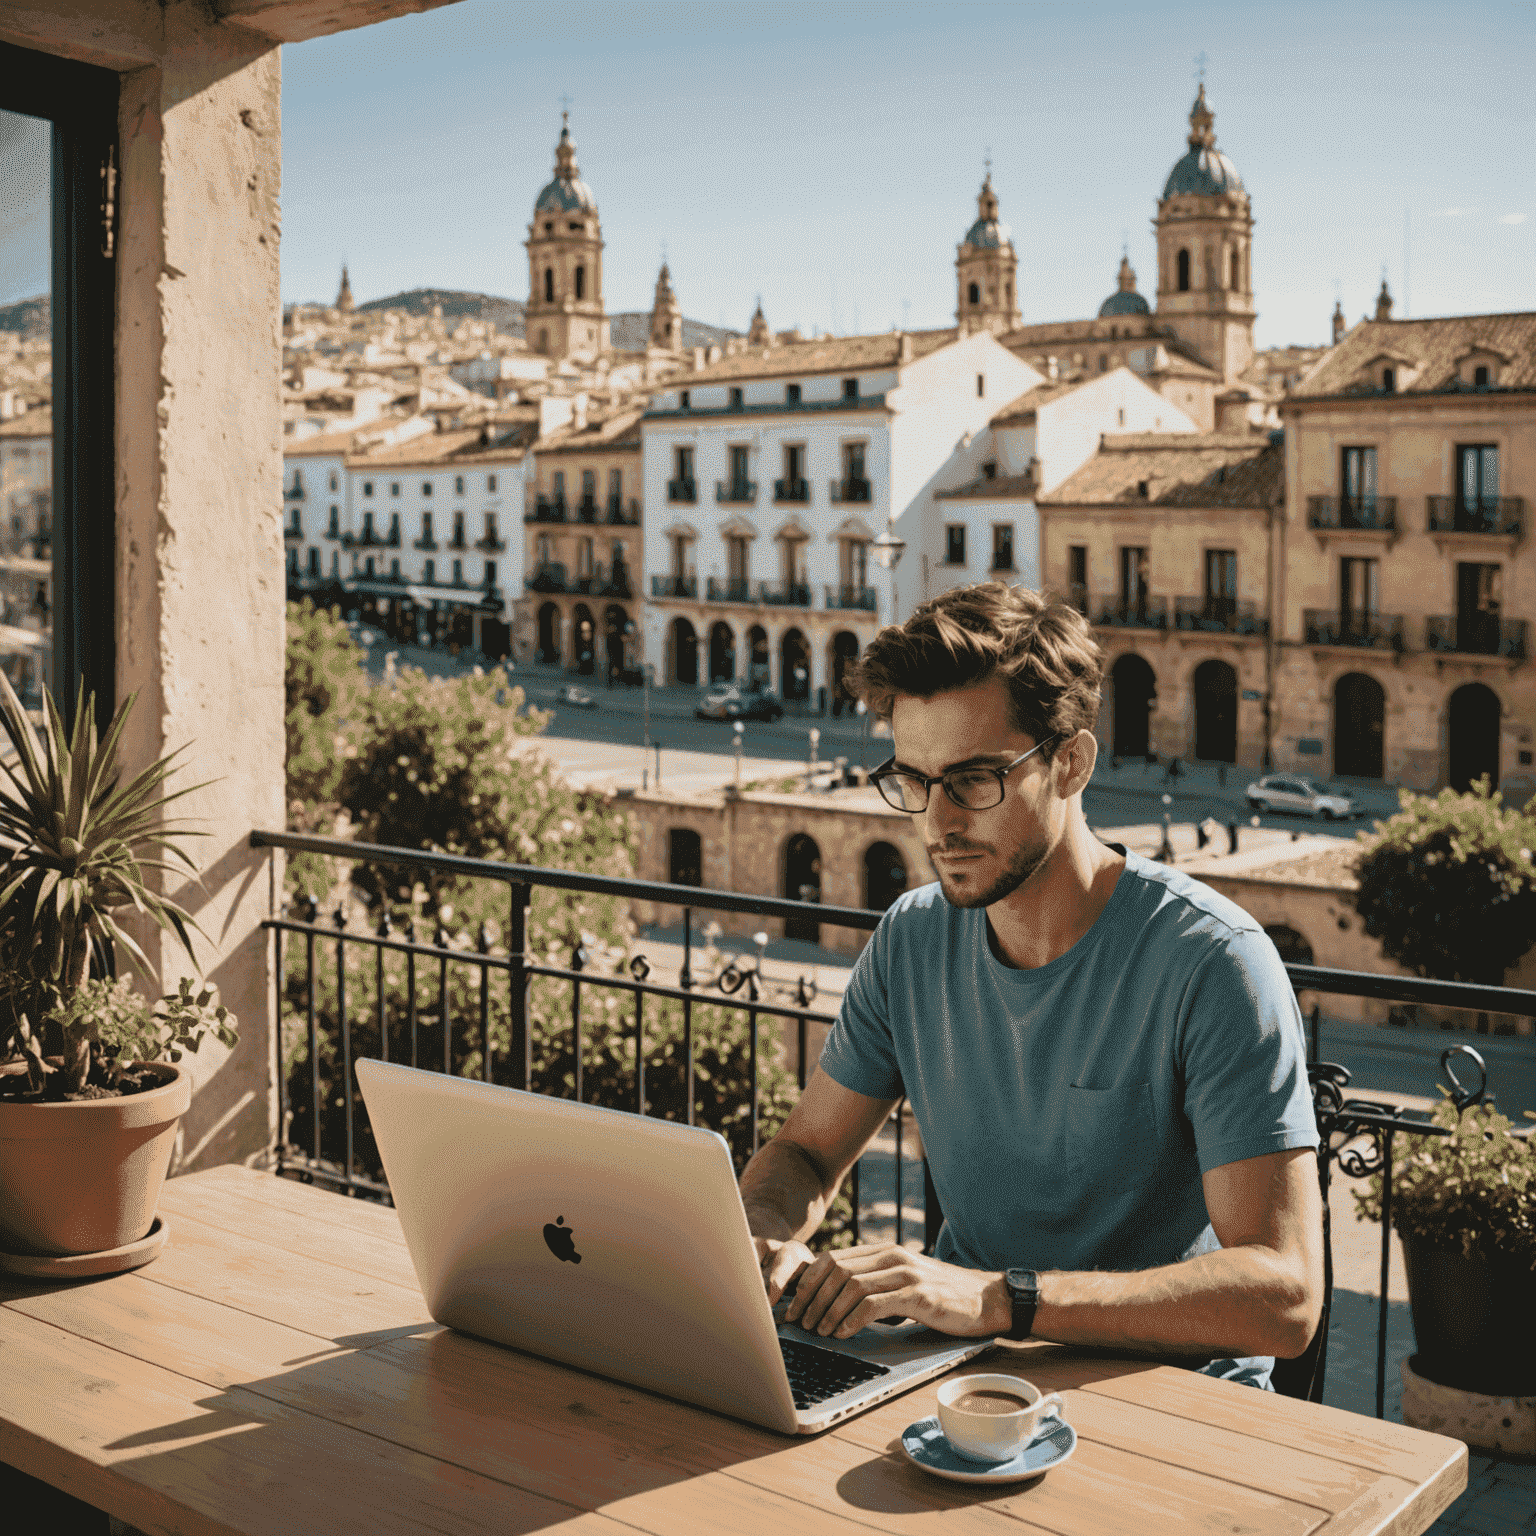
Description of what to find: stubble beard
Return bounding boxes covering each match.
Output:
[931,832,1052,910]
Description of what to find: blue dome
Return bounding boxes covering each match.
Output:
[1162,145,1244,199]
[535,176,596,215]
[1099,289,1151,318]
[963,216,1011,249]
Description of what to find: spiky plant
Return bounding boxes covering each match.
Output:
[0,668,207,1093]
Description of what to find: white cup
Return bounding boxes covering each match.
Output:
[935,1373,1066,1464]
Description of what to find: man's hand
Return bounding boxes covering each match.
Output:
[778,1242,1007,1340]
[755,1236,817,1307]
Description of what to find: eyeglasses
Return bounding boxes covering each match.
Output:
[871,736,1061,813]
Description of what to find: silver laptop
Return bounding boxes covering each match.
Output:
[355,1058,990,1434]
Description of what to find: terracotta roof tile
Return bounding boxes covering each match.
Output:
[1293,311,1536,398]
[1040,432,1283,509]
[675,328,956,384]
[989,378,1089,425]
[935,471,1039,501]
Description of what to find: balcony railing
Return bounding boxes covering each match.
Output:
[342,524,399,550]
[829,476,871,503]
[606,495,641,526]
[285,484,305,501]
[1303,610,1404,649]
[715,479,757,504]
[525,496,567,525]
[1426,495,1524,538]
[251,827,1536,1424]
[774,478,810,503]
[1307,496,1398,532]
[525,561,568,593]
[1425,614,1528,659]
[574,497,599,524]
[757,580,810,607]
[412,534,439,551]
[706,576,753,604]
[1095,595,1168,630]
[825,583,877,611]
[667,478,697,504]
[447,531,468,552]
[283,516,303,541]
[651,574,697,599]
[1173,596,1269,636]
[324,521,341,541]
[474,532,507,552]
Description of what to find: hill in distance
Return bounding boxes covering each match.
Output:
[0,294,49,339]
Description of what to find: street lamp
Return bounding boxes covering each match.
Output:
[871,524,906,626]
[733,719,744,791]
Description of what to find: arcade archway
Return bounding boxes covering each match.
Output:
[1111,654,1156,758]
[1334,672,1385,779]
[781,629,810,702]
[863,841,908,912]
[1448,683,1501,792]
[709,621,736,684]
[670,617,698,686]
[1193,659,1238,763]
[783,833,822,943]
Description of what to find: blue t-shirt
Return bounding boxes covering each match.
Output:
[818,847,1320,1388]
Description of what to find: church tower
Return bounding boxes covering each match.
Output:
[335,264,354,314]
[747,299,771,346]
[649,262,683,351]
[955,170,1021,335]
[1153,86,1255,381]
[524,113,609,361]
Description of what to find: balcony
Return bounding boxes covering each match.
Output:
[1303,609,1404,650]
[323,521,341,541]
[1095,595,1168,630]
[651,574,697,599]
[474,532,507,552]
[412,534,439,551]
[574,496,600,524]
[285,483,305,501]
[667,478,697,503]
[757,580,810,607]
[525,561,568,593]
[524,496,567,525]
[342,523,399,550]
[825,583,878,611]
[774,477,810,503]
[1173,596,1269,637]
[1306,496,1398,546]
[706,577,753,604]
[830,476,871,504]
[606,495,641,526]
[1426,496,1524,550]
[447,530,468,552]
[1425,614,1528,661]
[283,515,303,542]
[715,479,757,504]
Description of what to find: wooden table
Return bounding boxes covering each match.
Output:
[0,1166,1466,1535]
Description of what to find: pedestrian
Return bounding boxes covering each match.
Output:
[1164,756,1182,787]
[1226,821,1239,855]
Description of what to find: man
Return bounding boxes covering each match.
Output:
[739,583,1322,1388]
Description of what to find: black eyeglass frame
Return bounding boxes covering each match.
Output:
[870,734,1062,813]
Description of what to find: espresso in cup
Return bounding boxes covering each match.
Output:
[936,1373,1065,1463]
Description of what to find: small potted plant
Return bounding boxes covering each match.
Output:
[1355,1090,1535,1402]
[0,670,236,1273]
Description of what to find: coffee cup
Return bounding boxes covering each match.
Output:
[935,1373,1065,1464]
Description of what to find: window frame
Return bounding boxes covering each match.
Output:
[944,524,967,567]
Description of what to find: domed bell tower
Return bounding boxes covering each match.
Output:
[1153,86,1255,381]
[649,262,683,352]
[525,113,609,361]
[955,170,1021,335]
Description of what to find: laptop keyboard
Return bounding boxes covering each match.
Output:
[779,1336,891,1410]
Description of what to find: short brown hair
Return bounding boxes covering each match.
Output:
[850,582,1103,753]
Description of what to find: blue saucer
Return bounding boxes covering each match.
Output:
[899,1415,1076,1483]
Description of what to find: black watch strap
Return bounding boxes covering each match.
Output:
[1004,1268,1039,1341]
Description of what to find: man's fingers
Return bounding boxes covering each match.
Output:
[793,1256,911,1334]
[834,1284,918,1339]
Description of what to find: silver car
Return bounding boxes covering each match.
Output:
[1245,773,1355,820]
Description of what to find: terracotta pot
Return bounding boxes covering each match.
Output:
[0,1062,190,1257]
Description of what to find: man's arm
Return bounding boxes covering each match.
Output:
[784,1146,1324,1358]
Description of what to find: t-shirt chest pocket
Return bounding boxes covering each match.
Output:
[1064,1082,1159,1195]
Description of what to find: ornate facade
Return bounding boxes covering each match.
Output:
[955,172,1021,335]
[524,115,609,362]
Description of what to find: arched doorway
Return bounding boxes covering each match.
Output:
[1193,659,1238,763]
[781,629,810,703]
[783,833,821,943]
[709,621,735,684]
[1448,683,1501,792]
[537,602,560,663]
[1111,654,1156,758]
[829,631,860,717]
[668,828,702,887]
[1264,925,1315,966]
[1334,672,1385,779]
[863,842,908,912]
[670,617,698,686]
[573,603,595,675]
[603,604,628,682]
[746,625,770,688]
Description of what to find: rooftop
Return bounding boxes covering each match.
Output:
[1040,431,1283,508]
[1292,310,1536,399]
[667,328,955,385]
[989,377,1092,426]
[343,415,539,469]
[935,470,1039,501]
[532,406,644,455]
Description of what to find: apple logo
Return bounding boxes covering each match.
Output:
[543,1215,581,1264]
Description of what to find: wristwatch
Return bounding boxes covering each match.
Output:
[1003,1268,1040,1341]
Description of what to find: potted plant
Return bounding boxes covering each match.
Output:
[0,670,236,1271]
[1355,1089,1535,1399]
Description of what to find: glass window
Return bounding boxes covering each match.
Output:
[842,377,859,401]
[363,481,373,497]
[945,525,966,565]
[729,387,743,410]
[991,524,1014,571]
[679,390,690,410]
[1120,546,1149,606]
[976,374,985,398]
[1067,545,1088,612]
[454,474,464,494]
[1341,447,1377,509]
[786,383,801,404]
[487,473,497,492]
[390,482,400,496]
[1457,445,1499,511]
[421,481,432,497]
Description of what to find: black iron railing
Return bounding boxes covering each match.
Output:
[1424,614,1527,660]
[1426,495,1524,537]
[251,830,1534,1419]
[1303,609,1405,650]
[1308,495,1398,532]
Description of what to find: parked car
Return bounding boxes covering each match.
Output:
[1244,773,1355,820]
[557,683,597,710]
[731,689,784,723]
[694,685,742,720]
[1498,771,1536,813]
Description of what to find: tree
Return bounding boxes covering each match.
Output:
[285,599,368,808]
[1353,781,1536,988]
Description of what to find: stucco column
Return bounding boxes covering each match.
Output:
[115,23,284,1171]
[766,623,782,694]
[559,607,573,668]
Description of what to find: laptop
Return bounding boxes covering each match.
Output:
[355,1058,991,1434]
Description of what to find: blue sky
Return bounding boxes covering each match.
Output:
[5,3,1533,348]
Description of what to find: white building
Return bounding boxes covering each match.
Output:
[0,404,52,705]
[641,328,1038,704]
[913,367,1199,607]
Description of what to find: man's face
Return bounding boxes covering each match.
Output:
[889,678,1063,910]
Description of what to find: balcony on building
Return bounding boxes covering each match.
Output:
[757,580,810,607]
[1174,596,1269,636]
[1303,609,1405,650]
[1424,614,1528,660]
[1426,495,1524,541]
[285,480,305,501]
[1068,582,1089,616]
[525,494,567,525]
[651,574,697,599]
[283,512,303,542]
[527,561,568,593]
[667,478,697,504]
[774,477,810,504]
[447,528,468,552]
[715,478,757,505]
[825,583,878,611]
[1307,496,1398,535]
[575,495,600,524]
[830,476,871,504]
[1095,595,1169,630]
[606,495,641,526]
[706,577,753,603]
[324,514,341,540]
[474,530,507,553]
[412,532,439,551]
